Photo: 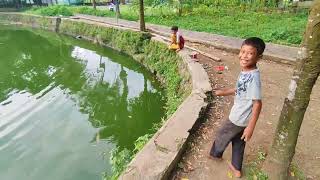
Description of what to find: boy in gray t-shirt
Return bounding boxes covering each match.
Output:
[209,37,265,178]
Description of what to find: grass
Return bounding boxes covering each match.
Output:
[244,150,269,180]
[25,5,308,45]
[244,150,306,180]
[26,5,73,16]
[289,163,306,180]
[144,7,308,45]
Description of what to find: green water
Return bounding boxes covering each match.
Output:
[0,26,166,179]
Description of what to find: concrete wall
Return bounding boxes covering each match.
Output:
[119,47,212,180]
[0,12,58,31]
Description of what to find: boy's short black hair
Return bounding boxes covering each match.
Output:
[242,37,266,56]
[171,26,178,31]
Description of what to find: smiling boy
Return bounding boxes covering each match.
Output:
[209,37,265,178]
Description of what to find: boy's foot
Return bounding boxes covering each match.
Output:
[228,162,242,178]
[208,155,223,161]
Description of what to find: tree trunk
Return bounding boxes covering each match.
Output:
[178,0,182,16]
[92,0,96,10]
[115,0,121,18]
[276,0,283,8]
[263,1,320,179]
[139,0,146,32]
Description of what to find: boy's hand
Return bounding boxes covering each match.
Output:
[241,100,262,142]
[213,89,223,96]
[213,88,236,96]
[241,126,254,142]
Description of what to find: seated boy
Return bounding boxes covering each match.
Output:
[209,37,266,178]
[169,26,184,52]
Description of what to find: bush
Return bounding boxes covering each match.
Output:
[28,5,73,16]
[72,6,114,17]
[105,148,132,180]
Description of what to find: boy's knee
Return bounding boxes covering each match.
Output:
[210,141,226,157]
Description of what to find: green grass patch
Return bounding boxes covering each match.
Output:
[144,7,307,45]
[26,5,73,16]
[25,4,308,45]
[244,150,306,180]
[289,163,306,180]
[245,150,268,180]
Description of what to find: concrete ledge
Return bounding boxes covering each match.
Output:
[178,49,212,94]
[120,38,211,180]
[0,8,18,12]
[120,93,209,180]
[0,12,58,31]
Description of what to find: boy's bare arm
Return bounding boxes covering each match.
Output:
[241,100,262,142]
[214,88,236,96]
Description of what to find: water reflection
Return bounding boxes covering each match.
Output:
[0,27,165,179]
[72,46,165,149]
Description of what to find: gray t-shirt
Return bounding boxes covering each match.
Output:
[229,69,261,127]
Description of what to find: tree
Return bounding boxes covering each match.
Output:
[139,0,146,31]
[92,0,96,10]
[34,0,43,6]
[178,0,182,16]
[115,0,121,18]
[263,1,320,179]
[276,0,282,8]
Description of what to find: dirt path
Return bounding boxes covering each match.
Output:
[171,43,320,180]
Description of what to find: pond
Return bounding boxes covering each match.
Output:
[0,26,166,180]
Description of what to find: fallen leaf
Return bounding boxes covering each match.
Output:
[227,171,233,178]
[186,164,194,171]
[291,171,295,177]
[307,175,314,179]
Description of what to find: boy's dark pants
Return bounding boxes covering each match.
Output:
[210,119,246,171]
